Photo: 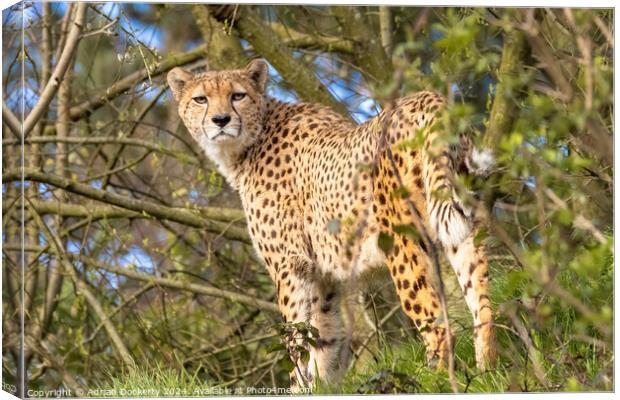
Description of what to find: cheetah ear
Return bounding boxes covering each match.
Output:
[167,67,194,101]
[245,59,268,93]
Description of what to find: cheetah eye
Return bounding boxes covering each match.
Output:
[231,92,246,101]
[192,96,208,104]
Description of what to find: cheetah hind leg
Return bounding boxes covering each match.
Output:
[444,228,497,370]
[386,235,454,369]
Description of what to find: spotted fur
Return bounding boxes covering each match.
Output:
[168,60,497,388]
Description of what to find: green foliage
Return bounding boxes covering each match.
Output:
[271,321,319,373]
[316,257,613,394]
[90,236,613,394]
[351,369,421,394]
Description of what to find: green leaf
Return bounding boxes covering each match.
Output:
[300,350,310,364]
[266,342,286,353]
[378,232,394,253]
[392,186,410,199]
[556,208,573,226]
[474,227,488,247]
[278,357,296,372]
[393,224,419,240]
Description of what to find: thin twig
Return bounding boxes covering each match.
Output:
[29,199,136,368]
[80,283,156,346]
[350,304,400,370]
[501,304,549,390]
[185,333,277,364]
[593,15,613,47]
[68,45,206,121]
[81,17,118,38]
[543,188,609,248]
[67,254,279,313]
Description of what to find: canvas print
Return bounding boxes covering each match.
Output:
[1,2,613,397]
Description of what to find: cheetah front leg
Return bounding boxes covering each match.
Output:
[274,265,345,391]
[308,280,348,385]
[444,229,497,370]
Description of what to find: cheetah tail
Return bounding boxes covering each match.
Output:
[465,146,495,177]
[460,135,495,177]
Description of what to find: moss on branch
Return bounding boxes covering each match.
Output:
[205,5,351,118]
[484,29,526,148]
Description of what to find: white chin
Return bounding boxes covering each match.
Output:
[206,127,241,142]
[211,134,238,143]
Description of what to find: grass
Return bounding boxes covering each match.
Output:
[98,317,610,395]
[98,325,610,396]
[96,364,219,397]
[97,256,612,395]
[316,335,514,394]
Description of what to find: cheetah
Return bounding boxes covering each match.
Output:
[168,59,497,388]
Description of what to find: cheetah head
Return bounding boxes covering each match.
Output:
[167,59,269,174]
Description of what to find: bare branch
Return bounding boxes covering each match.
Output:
[71,254,279,313]
[2,103,21,137]
[23,3,87,136]
[191,5,246,70]
[331,6,393,88]
[269,22,355,54]
[3,168,252,243]
[41,19,77,333]
[25,337,83,393]
[185,333,277,364]
[350,304,400,369]
[68,45,206,121]
[593,15,614,47]
[3,135,201,166]
[41,2,53,86]
[519,9,573,102]
[12,199,245,225]
[30,202,136,368]
[379,6,393,56]
[79,284,156,347]
[581,118,613,168]
[544,188,609,248]
[54,4,76,61]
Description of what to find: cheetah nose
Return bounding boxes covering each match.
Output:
[212,114,231,127]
